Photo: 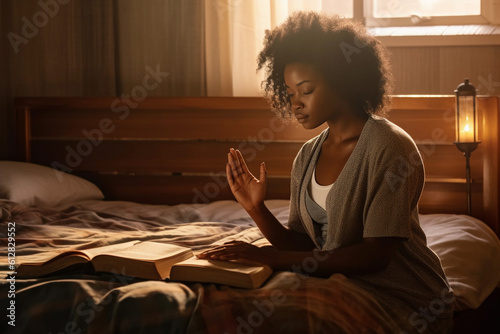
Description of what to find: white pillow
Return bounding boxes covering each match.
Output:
[420,214,500,311]
[0,161,104,208]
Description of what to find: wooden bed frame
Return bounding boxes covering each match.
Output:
[14,95,499,236]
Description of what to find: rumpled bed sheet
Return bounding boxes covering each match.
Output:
[0,199,408,333]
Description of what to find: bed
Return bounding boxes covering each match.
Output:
[1,96,499,333]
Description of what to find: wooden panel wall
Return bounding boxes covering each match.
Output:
[388,46,500,95]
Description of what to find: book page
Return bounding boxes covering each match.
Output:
[79,240,141,259]
[16,252,91,278]
[95,241,192,261]
[18,250,85,265]
[18,240,141,265]
[175,257,266,274]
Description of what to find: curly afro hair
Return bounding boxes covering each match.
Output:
[257,11,393,119]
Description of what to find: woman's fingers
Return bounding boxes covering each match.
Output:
[227,148,253,183]
[235,149,251,175]
[230,148,244,176]
[228,148,263,182]
[196,242,269,266]
[197,241,249,259]
[259,162,267,185]
[227,151,240,179]
[226,162,234,187]
[197,247,237,260]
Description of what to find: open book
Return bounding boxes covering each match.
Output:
[15,240,273,289]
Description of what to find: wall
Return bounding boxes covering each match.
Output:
[388,45,500,96]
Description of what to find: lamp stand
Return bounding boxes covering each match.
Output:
[453,142,480,216]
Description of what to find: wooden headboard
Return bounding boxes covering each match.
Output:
[14,96,499,235]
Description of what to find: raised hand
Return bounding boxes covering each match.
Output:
[226,148,267,212]
[225,149,315,251]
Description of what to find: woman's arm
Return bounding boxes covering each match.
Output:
[246,202,315,251]
[271,237,404,276]
[198,237,404,277]
[226,148,315,251]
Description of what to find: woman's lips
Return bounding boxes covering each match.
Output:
[295,114,308,123]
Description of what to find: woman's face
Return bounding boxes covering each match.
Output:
[284,62,347,129]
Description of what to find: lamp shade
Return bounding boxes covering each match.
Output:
[455,79,478,143]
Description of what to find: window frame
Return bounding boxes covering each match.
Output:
[355,0,498,27]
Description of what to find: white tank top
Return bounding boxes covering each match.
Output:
[310,167,334,210]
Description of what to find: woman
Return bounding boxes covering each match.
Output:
[199,11,453,333]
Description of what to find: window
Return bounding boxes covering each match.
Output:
[367,0,487,26]
[373,0,480,18]
[320,0,496,26]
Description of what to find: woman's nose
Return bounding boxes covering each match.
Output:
[292,98,304,111]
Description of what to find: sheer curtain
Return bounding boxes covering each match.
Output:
[204,0,325,96]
